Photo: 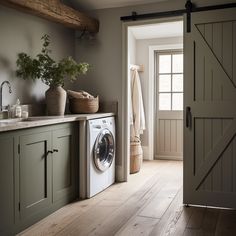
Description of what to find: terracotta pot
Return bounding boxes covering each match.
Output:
[45,86,67,116]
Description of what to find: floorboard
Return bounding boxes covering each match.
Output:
[17,160,236,236]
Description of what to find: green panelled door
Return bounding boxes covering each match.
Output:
[19,131,52,220]
[52,127,75,202]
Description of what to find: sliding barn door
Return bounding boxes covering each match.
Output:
[184,8,236,208]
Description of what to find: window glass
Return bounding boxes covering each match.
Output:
[159,93,171,110]
[172,74,183,92]
[172,93,183,110]
[158,52,183,111]
[172,54,183,73]
[159,55,171,73]
[159,75,171,92]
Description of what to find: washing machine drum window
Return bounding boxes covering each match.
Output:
[93,128,115,172]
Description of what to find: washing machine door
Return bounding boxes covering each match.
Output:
[93,128,115,172]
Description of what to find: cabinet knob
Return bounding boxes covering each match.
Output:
[46,150,53,157]
[46,149,58,157]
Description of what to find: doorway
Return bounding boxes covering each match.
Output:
[123,17,184,178]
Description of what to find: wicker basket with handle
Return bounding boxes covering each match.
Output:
[69,96,99,114]
[130,141,143,174]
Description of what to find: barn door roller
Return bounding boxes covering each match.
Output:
[185,0,194,33]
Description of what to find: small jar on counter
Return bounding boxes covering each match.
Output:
[22,111,29,119]
[15,99,22,118]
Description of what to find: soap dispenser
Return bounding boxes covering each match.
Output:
[15,98,22,118]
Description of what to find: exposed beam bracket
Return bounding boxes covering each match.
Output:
[0,0,99,33]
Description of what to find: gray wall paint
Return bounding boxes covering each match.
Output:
[0,6,75,108]
[75,0,235,179]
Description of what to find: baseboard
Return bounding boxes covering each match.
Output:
[155,155,183,161]
[142,146,152,160]
[116,165,126,182]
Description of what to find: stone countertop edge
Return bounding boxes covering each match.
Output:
[0,113,115,133]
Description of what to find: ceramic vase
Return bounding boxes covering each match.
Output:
[45,86,67,116]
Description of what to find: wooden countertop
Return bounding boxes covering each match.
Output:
[0,113,115,133]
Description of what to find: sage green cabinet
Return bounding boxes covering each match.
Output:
[19,131,52,221]
[0,122,78,235]
[17,124,77,225]
[52,127,75,202]
[0,134,15,236]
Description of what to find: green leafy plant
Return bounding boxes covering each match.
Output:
[16,34,90,87]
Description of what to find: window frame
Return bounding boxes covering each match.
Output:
[155,50,183,111]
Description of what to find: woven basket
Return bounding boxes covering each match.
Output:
[69,96,99,114]
[130,141,143,174]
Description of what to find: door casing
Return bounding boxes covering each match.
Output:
[122,16,184,180]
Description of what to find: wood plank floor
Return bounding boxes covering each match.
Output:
[18,160,236,236]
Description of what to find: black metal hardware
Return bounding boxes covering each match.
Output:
[186,106,192,129]
[185,0,194,33]
[193,2,236,13]
[45,149,59,157]
[120,2,236,22]
[120,9,185,21]
[46,150,53,157]
[132,11,137,21]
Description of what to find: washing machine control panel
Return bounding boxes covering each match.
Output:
[93,125,102,129]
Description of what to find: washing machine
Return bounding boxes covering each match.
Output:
[87,116,115,198]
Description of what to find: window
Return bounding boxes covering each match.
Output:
[157,52,183,111]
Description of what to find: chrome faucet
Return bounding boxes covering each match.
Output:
[0,81,12,111]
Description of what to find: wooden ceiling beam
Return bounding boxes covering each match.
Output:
[0,0,99,33]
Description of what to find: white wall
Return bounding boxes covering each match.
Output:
[128,30,136,65]
[0,6,75,107]
[75,0,235,181]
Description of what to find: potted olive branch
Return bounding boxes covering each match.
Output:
[16,34,90,115]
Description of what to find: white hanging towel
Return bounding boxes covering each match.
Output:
[130,69,146,142]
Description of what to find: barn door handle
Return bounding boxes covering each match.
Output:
[186,106,192,128]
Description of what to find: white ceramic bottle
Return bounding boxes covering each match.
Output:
[15,99,22,118]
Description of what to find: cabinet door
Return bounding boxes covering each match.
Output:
[0,134,14,235]
[19,132,52,220]
[52,127,75,202]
